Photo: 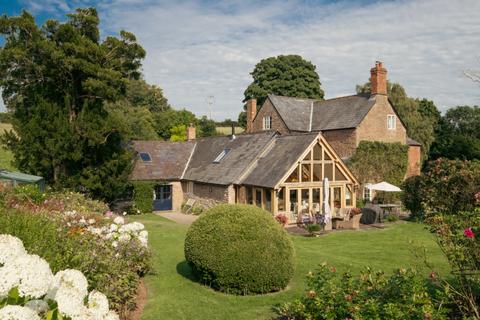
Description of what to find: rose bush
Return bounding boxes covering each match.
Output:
[0,235,120,320]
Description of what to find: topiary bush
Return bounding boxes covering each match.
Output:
[184,204,295,295]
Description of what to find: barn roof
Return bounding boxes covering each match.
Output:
[130,140,195,181]
[241,132,319,188]
[182,131,276,185]
[267,93,376,131]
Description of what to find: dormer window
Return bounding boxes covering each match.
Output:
[139,152,151,162]
[263,116,272,130]
[213,148,231,163]
[387,115,396,130]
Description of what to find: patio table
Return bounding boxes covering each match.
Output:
[378,204,400,221]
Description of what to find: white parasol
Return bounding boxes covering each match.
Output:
[366,181,402,192]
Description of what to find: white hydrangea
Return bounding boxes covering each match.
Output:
[0,235,26,265]
[0,264,20,297]
[118,233,131,243]
[0,305,41,320]
[25,300,49,314]
[54,286,88,318]
[87,290,110,317]
[12,254,53,298]
[113,216,124,225]
[50,269,88,297]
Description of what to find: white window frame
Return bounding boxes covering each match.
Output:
[387,114,396,130]
[263,116,272,130]
[213,148,231,163]
[363,186,371,202]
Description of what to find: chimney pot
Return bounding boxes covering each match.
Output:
[246,99,257,133]
[186,123,196,141]
[370,61,387,95]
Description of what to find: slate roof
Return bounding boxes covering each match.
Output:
[241,133,319,188]
[182,131,276,185]
[407,137,422,146]
[130,140,195,180]
[267,94,376,131]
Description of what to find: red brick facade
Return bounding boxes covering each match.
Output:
[406,145,421,177]
[321,129,357,159]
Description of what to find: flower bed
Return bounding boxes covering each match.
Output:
[0,185,151,318]
[0,234,120,319]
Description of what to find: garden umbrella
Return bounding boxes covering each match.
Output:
[323,178,331,223]
[366,181,402,192]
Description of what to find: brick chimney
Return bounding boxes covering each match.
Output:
[246,99,257,133]
[186,123,196,141]
[370,61,387,95]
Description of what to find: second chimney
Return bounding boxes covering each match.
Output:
[246,99,257,133]
[370,61,387,95]
[186,123,196,141]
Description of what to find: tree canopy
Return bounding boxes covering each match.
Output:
[356,81,440,159]
[0,8,145,201]
[239,55,324,127]
[429,105,480,160]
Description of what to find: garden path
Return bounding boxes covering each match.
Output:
[156,211,198,225]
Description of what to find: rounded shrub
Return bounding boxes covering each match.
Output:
[184,204,295,295]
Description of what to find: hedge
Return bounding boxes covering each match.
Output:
[132,181,154,213]
[184,204,295,295]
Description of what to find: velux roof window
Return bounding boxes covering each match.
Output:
[213,148,231,163]
[139,152,152,162]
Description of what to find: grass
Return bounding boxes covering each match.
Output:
[0,123,15,171]
[216,126,245,135]
[132,215,449,320]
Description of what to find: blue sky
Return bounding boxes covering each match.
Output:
[1,0,479,119]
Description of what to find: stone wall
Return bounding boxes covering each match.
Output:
[322,128,357,159]
[356,95,407,145]
[171,181,183,212]
[192,182,230,202]
[251,98,289,134]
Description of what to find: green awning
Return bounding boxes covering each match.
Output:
[0,170,43,183]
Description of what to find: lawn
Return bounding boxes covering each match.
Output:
[132,215,449,320]
[0,123,15,171]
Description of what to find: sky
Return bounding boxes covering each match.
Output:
[1,0,479,120]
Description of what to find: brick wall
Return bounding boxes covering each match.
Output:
[322,129,357,159]
[356,95,407,145]
[192,182,230,202]
[406,145,421,177]
[251,99,290,134]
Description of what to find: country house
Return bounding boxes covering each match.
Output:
[245,61,421,180]
[130,61,420,217]
[131,129,358,221]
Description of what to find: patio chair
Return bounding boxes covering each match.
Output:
[183,199,196,214]
[336,214,363,230]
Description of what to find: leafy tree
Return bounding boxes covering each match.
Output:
[155,109,196,140]
[170,124,187,142]
[243,54,324,108]
[105,102,158,140]
[0,8,145,201]
[237,111,247,129]
[429,106,480,160]
[198,116,217,137]
[356,82,440,159]
[124,79,170,114]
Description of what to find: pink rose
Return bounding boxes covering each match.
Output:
[464,227,475,239]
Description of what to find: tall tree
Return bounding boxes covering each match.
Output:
[239,55,324,127]
[429,106,480,160]
[0,8,145,201]
[154,109,197,140]
[356,82,440,159]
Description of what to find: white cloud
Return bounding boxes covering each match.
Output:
[13,0,480,119]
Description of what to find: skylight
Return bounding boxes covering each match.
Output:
[213,148,231,163]
[139,152,151,162]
